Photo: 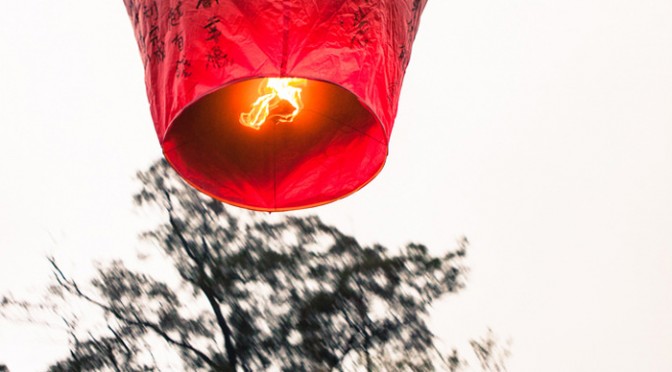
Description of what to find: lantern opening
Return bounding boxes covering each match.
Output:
[163,78,387,211]
[240,78,308,130]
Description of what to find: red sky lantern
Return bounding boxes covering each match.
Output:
[124,0,427,211]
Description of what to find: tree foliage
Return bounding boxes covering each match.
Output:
[3,160,472,371]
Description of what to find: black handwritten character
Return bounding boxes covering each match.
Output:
[353,6,371,28]
[148,25,166,62]
[206,46,229,69]
[171,33,185,52]
[400,3,422,66]
[351,6,373,47]
[176,59,192,78]
[203,16,222,43]
[136,29,146,54]
[196,0,219,9]
[143,1,158,22]
[124,0,138,23]
[125,0,141,25]
[168,2,184,27]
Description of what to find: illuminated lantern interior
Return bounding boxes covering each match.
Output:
[240,78,307,130]
[124,0,427,211]
[164,78,385,210]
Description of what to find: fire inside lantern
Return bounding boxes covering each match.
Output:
[240,78,307,130]
[124,0,428,211]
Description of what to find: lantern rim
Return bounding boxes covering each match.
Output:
[164,149,388,212]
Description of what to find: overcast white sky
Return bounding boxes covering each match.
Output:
[1,0,671,371]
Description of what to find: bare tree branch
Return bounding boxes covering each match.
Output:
[48,257,221,371]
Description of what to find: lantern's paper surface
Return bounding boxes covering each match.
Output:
[124,0,427,211]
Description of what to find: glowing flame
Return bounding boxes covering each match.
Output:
[239,77,308,130]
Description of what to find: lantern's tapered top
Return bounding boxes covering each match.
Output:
[124,0,427,211]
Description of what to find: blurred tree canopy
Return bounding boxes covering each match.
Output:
[1,160,509,371]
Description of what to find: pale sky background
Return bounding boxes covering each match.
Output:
[1,0,671,371]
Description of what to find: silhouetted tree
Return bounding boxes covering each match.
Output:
[470,329,511,372]
[3,160,472,371]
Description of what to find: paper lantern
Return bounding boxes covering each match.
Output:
[124,0,427,211]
